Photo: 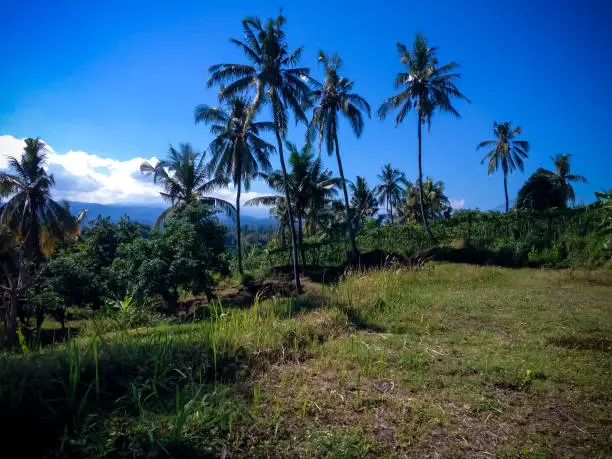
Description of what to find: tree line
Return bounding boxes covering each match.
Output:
[1,12,607,346]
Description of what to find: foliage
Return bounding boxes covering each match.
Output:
[375,164,407,224]
[140,144,234,228]
[40,215,147,312]
[195,97,275,274]
[307,51,371,261]
[516,168,565,210]
[516,155,588,210]
[357,205,609,268]
[550,153,588,205]
[208,12,312,291]
[595,190,612,250]
[44,250,98,308]
[246,142,339,267]
[1,266,610,457]
[378,34,468,235]
[350,176,378,231]
[398,177,451,223]
[108,202,227,311]
[24,287,65,330]
[477,121,529,212]
[0,137,78,261]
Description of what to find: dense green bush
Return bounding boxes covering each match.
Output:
[108,202,228,312]
[355,204,608,268]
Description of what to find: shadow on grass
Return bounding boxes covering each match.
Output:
[548,335,612,352]
[344,308,387,333]
[425,246,538,268]
[0,304,339,457]
[269,250,429,286]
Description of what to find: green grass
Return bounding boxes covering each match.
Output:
[1,264,611,457]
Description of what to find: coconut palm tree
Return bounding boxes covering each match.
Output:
[207,13,310,292]
[307,51,371,263]
[550,154,587,206]
[0,138,78,263]
[246,142,338,269]
[194,98,275,275]
[375,164,407,224]
[477,121,530,212]
[350,176,378,230]
[400,178,450,223]
[140,143,234,228]
[378,34,468,237]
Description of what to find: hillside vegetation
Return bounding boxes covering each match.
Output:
[1,264,610,457]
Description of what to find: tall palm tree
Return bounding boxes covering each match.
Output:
[375,164,407,224]
[0,138,78,263]
[207,13,310,292]
[477,121,530,212]
[378,34,468,238]
[246,142,338,269]
[350,176,378,230]
[307,51,371,263]
[194,97,275,275]
[550,153,587,207]
[140,143,234,228]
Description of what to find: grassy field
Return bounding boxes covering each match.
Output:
[1,264,611,457]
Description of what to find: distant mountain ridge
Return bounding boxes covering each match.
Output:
[67,201,277,228]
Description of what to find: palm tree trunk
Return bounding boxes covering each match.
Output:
[236,180,243,276]
[334,135,358,264]
[504,171,509,213]
[386,198,390,224]
[274,129,302,293]
[298,214,306,270]
[390,197,394,224]
[417,113,433,240]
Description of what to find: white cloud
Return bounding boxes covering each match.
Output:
[0,135,270,215]
[449,198,465,209]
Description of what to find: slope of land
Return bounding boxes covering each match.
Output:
[1,264,610,457]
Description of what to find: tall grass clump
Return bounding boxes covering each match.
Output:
[0,292,347,456]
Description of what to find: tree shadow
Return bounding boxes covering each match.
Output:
[425,246,538,268]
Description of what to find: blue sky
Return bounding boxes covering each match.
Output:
[1,0,611,214]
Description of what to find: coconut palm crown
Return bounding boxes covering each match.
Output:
[378,34,468,237]
[307,51,371,262]
[140,143,234,228]
[195,97,275,274]
[0,138,78,262]
[477,121,530,212]
[207,12,311,292]
[550,153,587,205]
[375,164,407,224]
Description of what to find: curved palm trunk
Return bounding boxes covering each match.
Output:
[334,135,358,264]
[389,197,394,224]
[417,114,433,240]
[236,180,244,276]
[274,129,302,293]
[504,171,509,213]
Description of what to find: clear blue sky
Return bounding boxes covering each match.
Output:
[1,0,611,210]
